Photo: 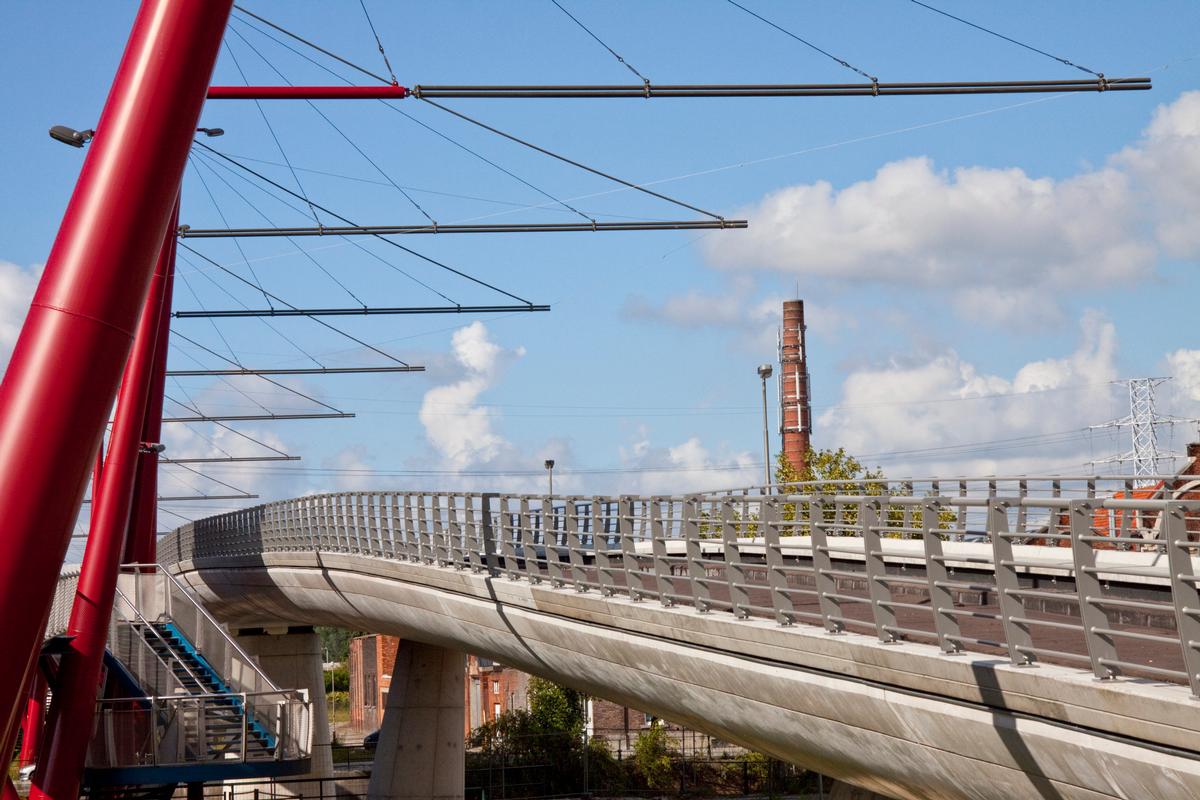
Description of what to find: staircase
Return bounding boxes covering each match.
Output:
[131,621,277,760]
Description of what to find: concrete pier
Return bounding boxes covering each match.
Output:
[367,641,465,800]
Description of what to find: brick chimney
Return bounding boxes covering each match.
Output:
[778,300,812,475]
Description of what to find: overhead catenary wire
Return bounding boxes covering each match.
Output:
[549,0,649,84]
[723,0,877,83]
[167,392,295,458]
[190,155,275,309]
[906,0,1102,78]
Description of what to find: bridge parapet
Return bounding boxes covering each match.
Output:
[159,475,1200,697]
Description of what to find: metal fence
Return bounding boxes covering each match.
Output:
[158,475,1200,696]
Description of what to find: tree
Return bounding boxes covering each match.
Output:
[316,626,364,662]
[633,722,675,791]
[774,449,952,532]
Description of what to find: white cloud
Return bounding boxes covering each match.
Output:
[0,260,42,367]
[419,321,515,469]
[1166,349,1200,402]
[615,426,759,495]
[817,312,1120,476]
[705,91,1200,326]
[1117,91,1200,257]
[707,156,1151,295]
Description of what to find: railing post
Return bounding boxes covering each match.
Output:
[465,495,484,573]
[564,498,587,591]
[432,494,449,566]
[520,497,542,583]
[619,497,643,600]
[481,493,501,576]
[990,497,1033,665]
[1070,499,1119,679]
[684,496,710,612]
[920,498,961,653]
[447,495,465,569]
[593,499,617,596]
[544,496,566,588]
[861,499,897,642]
[1164,501,1200,697]
[401,495,419,561]
[241,694,249,763]
[722,498,749,618]
[761,497,793,625]
[809,494,842,633]
[651,499,674,607]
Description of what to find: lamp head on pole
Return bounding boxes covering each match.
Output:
[544,459,555,471]
[757,364,773,380]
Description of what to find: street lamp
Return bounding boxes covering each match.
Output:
[757,364,773,490]
[48,125,94,148]
[544,459,555,496]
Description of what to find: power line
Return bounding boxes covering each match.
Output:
[906,0,1102,78]
[549,0,649,84]
[723,0,877,83]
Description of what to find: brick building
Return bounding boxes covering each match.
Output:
[347,633,400,731]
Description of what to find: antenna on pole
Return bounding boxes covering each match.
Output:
[1090,377,1196,485]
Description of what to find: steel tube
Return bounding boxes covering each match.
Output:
[174,304,550,318]
[125,200,178,566]
[177,220,748,237]
[0,0,231,765]
[18,670,47,769]
[162,412,354,423]
[162,456,301,463]
[409,77,1150,98]
[206,85,408,99]
[33,211,179,800]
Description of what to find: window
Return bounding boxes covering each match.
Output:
[493,703,501,718]
[492,681,500,695]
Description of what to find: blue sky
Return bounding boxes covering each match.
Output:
[2,2,1199,544]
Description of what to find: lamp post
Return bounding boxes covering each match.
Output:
[544,459,555,496]
[757,364,773,490]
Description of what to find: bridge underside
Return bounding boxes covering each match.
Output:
[171,551,1200,800]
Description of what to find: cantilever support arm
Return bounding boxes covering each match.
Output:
[177,221,746,237]
[174,304,549,319]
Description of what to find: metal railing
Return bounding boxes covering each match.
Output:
[158,476,1200,696]
[86,689,310,769]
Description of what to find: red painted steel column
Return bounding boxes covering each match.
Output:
[18,670,47,769]
[0,0,232,768]
[32,217,177,800]
[124,202,178,566]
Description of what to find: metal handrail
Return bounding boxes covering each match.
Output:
[112,584,208,690]
[123,562,282,693]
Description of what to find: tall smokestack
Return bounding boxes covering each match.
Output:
[779,300,812,475]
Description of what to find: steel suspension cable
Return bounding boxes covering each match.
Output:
[226,23,437,225]
[224,41,323,224]
[171,330,348,414]
[167,385,293,458]
[192,153,369,306]
[178,242,413,366]
[176,267,244,365]
[194,149,458,300]
[227,13,597,224]
[177,244,328,369]
[417,98,727,221]
[723,0,877,83]
[357,0,398,85]
[907,0,1102,78]
[190,156,275,308]
[549,0,650,83]
[231,5,392,85]
[192,141,537,305]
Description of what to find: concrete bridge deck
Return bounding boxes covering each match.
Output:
[153,482,1200,800]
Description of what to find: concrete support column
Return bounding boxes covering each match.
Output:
[827,779,900,800]
[234,627,333,785]
[367,641,465,800]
